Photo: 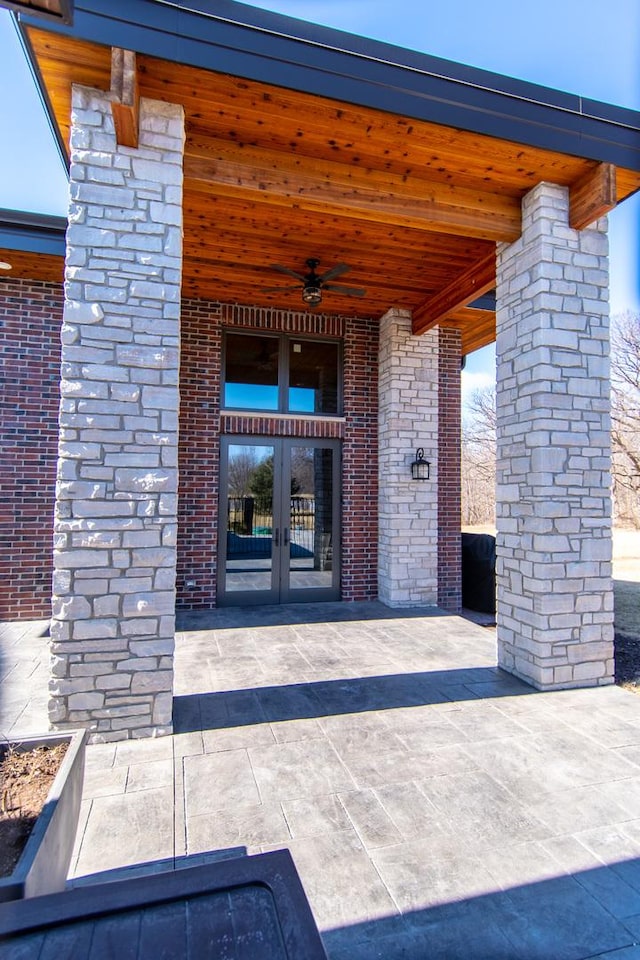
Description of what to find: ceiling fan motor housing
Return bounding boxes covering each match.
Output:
[264,258,365,306]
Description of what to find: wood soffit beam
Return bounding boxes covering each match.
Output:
[569,162,617,230]
[110,48,139,149]
[184,140,522,243]
[411,250,496,335]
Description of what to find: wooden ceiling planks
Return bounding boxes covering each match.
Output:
[453,307,496,355]
[23,26,640,350]
[412,251,497,335]
[0,249,63,284]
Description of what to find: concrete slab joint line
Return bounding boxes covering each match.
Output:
[51,85,186,742]
[1,607,634,959]
[495,182,614,692]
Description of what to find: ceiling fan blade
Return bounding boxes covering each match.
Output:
[260,284,300,292]
[318,262,350,282]
[324,283,367,297]
[269,264,306,281]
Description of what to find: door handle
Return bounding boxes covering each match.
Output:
[274,528,279,546]
[284,528,290,546]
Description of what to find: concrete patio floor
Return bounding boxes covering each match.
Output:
[3,604,640,958]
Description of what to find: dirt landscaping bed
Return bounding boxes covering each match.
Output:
[0,743,68,879]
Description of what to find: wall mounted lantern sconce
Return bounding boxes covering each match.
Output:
[411,447,430,480]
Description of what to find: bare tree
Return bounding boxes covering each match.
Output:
[227,448,258,498]
[460,313,640,529]
[611,311,640,527]
[462,386,496,526]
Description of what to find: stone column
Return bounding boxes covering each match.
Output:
[50,86,185,740]
[495,181,613,689]
[378,308,438,606]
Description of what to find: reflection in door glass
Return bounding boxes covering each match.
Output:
[289,446,333,590]
[225,444,275,592]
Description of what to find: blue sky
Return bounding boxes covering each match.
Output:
[0,0,638,388]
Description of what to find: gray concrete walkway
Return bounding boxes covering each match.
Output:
[3,604,640,958]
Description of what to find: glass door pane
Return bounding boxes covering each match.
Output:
[223,443,277,596]
[286,444,336,596]
[219,438,340,605]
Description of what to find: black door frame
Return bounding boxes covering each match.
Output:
[218,435,341,605]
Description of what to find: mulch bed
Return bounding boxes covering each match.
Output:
[0,743,68,879]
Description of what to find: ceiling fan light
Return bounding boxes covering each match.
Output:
[302,284,322,306]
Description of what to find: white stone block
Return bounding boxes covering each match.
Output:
[131,671,173,693]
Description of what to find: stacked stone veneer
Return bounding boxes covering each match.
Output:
[50,86,185,740]
[496,181,614,689]
[378,308,438,606]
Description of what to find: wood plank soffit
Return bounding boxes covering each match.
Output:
[110,48,139,148]
[454,307,496,355]
[569,162,617,230]
[184,141,522,243]
[411,249,496,335]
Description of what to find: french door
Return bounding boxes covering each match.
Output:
[218,437,341,605]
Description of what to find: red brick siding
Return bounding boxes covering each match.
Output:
[3,286,380,617]
[343,316,378,600]
[437,326,462,611]
[177,301,379,608]
[221,415,344,439]
[176,299,222,609]
[0,278,62,619]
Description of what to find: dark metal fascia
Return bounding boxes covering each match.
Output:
[469,292,496,311]
[17,0,640,172]
[0,209,66,254]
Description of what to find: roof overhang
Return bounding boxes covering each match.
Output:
[16,0,640,171]
[0,209,65,283]
[1,0,71,24]
[2,0,639,354]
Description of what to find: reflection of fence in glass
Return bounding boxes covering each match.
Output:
[227,497,316,556]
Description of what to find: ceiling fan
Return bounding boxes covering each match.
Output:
[262,258,366,307]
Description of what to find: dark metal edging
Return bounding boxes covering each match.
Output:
[15,0,640,172]
[0,209,66,254]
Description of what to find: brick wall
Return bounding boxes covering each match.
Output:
[437,326,462,611]
[177,300,380,606]
[2,287,380,619]
[0,278,62,620]
[2,282,462,619]
[176,299,222,608]
[343,314,379,600]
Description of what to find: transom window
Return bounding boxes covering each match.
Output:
[223,332,341,415]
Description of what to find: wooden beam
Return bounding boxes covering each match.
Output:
[445,306,496,355]
[569,162,616,230]
[110,48,139,148]
[411,250,496,335]
[184,140,522,243]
